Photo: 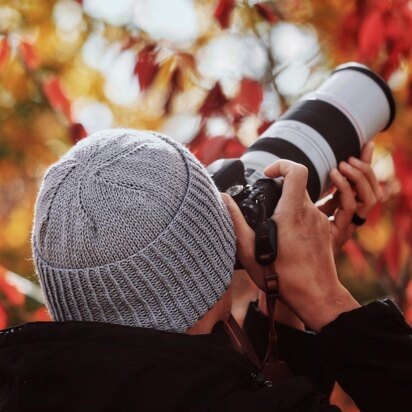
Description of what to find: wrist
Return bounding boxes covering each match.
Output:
[290,284,360,333]
[258,296,305,330]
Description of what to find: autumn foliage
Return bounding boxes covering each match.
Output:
[1,1,412,409]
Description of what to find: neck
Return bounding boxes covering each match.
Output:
[186,288,232,335]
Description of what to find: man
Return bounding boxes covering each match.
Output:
[0,129,411,411]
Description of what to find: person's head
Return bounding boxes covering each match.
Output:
[32,129,236,333]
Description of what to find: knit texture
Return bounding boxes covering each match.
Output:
[32,129,236,332]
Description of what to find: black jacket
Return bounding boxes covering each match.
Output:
[0,299,411,412]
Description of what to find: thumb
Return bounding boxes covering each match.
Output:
[221,193,255,259]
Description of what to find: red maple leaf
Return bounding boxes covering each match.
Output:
[358,9,386,62]
[214,0,236,28]
[255,2,278,24]
[199,83,228,117]
[342,239,367,275]
[31,307,51,322]
[0,37,10,70]
[257,120,273,135]
[384,233,401,280]
[194,135,228,165]
[393,149,412,209]
[42,77,71,120]
[228,78,263,120]
[19,41,40,70]
[394,206,412,242]
[189,126,229,165]
[0,303,6,329]
[134,44,159,91]
[69,123,88,144]
[190,125,246,165]
[164,67,185,114]
[339,9,360,50]
[223,138,246,158]
[0,267,25,307]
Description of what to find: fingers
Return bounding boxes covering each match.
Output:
[329,168,356,231]
[347,156,383,200]
[263,160,309,211]
[360,142,374,164]
[221,193,255,261]
[339,161,376,217]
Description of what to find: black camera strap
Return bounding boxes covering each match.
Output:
[225,314,261,369]
[225,197,291,383]
[224,263,291,383]
[260,265,291,382]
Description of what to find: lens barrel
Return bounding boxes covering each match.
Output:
[240,62,396,201]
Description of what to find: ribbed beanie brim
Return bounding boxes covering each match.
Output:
[32,129,236,332]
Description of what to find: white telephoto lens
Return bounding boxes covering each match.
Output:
[242,62,395,201]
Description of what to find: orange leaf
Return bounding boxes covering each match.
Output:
[0,267,25,307]
[19,41,40,70]
[42,77,71,120]
[214,0,236,28]
[0,38,10,70]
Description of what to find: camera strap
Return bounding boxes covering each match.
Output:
[225,314,261,369]
[260,265,292,382]
[224,272,291,383]
[223,190,292,382]
[225,216,292,383]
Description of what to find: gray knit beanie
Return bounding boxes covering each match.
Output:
[32,129,236,333]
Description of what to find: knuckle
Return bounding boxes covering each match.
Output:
[296,164,309,178]
[376,188,384,202]
[369,195,377,206]
[348,199,357,212]
[363,163,373,174]
[340,177,351,190]
[351,167,362,179]
[319,212,330,226]
[317,214,331,235]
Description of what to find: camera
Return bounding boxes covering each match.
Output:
[209,62,395,228]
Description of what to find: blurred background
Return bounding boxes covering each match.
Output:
[0,0,411,409]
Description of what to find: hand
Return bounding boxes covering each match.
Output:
[317,142,383,255]
[222,160,360,332]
